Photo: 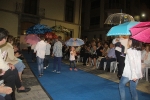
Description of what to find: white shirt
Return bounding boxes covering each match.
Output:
[69,51,75,60]
[122,48,142,80]
[45,43,51,55]
[34,40,47,58]
[0,49,9,71]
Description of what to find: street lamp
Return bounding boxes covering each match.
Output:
[141,13,145,17]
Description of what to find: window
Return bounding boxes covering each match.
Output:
[65,0,74,22]
[91,0,100,9]
[90,16,100,25]
[24,0,37,15]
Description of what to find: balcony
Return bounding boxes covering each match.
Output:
[15,2,45,17]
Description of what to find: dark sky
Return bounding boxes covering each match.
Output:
[140,0,150,9]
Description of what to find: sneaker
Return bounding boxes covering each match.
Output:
[52,70,56,72]
[56,71,61,74]
[47,64,49,67]
[69,68,72,71]
[74,68,78,71]
[86,64,89,66]
[38,75,42,78]
[44,67,46,69]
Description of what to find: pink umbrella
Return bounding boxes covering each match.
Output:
[25,34,40,45]
[130,22,150,36]
[130,22,150,43]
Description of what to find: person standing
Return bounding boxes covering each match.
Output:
[31,44,37,62]
[52,36,62,73]
[34,36,46,77]
[44,39,51,69]
[69,46,77,71]
[112,36,128,80]
[119,38,142,100]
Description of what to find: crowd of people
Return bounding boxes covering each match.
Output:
[0,27,149,100]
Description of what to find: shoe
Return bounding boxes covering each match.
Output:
[56,71,61,74]
[83,64,86,66]
[52,70,56,72]
[17,87,31,93]
[44,67,46,69]
[70,68,72,71]
[74,68,78,71]
[86,64,89,66]
[47,64,49,67]
[38,75,42,77]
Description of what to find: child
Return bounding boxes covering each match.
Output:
[119,38,142,100]
[69,46,77,71]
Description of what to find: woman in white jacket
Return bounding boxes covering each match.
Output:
[119,38,143,100]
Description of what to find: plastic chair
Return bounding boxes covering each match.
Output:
[145,67,150,81]
[104,61,118,73]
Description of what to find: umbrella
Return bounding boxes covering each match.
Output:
[26,24,52,34]
[65,38,84,46]
[45,32,58,39]
[25,34,40,45]
[107,21,139,36]
[104,13,135,25]
[130,22,150,43]
[52,25,70,33]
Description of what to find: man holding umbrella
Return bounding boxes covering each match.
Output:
[52,36,62,73]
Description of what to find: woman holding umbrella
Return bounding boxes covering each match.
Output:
[119,38,142,100]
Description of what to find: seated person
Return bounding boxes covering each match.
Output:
[101,42,110,57]
[96,42,103,57]
[99,43,116,71]
[80,45,85,62]
[1,35,26,82]
[88,46,97,69]
[82,45,90,66]
[141,45,150,75]
[13,45,24,60]
[0,28,31,100]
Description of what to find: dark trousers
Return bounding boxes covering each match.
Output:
[44,55,50,67]
[53,57,62,71]
[27,47,31,54]
[1,69,21,100]
[83,53,89,64]
[31,50,36,61]
[99,57,116,70]
[115,50,125,77]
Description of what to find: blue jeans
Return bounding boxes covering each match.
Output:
[70,60,76,68]
[119,76,138,100]
[53,57,62,71]
[37,56,44,75]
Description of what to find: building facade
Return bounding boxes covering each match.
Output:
[0,0,82,40]
[81,0,142,41]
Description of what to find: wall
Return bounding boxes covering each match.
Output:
[0,11,18,37]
